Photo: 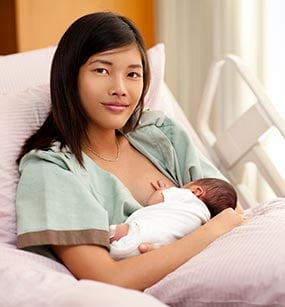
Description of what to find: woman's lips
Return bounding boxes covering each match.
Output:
[102,102,128,112]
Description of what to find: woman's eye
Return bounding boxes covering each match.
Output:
[128,72,142,79]
[95,68,108,74]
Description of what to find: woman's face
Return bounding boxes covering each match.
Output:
[78,44,144,132]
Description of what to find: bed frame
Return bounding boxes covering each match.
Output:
[197,54,285,208]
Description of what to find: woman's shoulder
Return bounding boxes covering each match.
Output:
[133,109,189,143]
[125,109,192,162]
[137,109,185,133]
[19,142,79,173]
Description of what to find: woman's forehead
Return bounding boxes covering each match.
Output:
[86,44,142,66]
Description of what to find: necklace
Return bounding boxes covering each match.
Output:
[85,137,120,162]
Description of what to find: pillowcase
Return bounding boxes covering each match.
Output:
[0,43,172,245]
[0,85,51,244]
[0,47,57,244]
[0,46,56,95]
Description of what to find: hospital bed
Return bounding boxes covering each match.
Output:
[197,54,285,208]
[1,43,285,307]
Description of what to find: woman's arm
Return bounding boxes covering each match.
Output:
[53,208,244,291]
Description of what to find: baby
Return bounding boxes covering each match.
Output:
[109,178,237,259]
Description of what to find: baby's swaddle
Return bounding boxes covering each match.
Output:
[110,187,211,259]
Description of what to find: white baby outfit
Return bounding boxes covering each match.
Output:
[110,187,211,259]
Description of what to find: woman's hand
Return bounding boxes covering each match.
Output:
[138,243,160,254]
[207,207,247,237]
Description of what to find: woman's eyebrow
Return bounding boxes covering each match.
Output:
[89,60,142,69]
[89,59,112,66]
[129,64,143,69]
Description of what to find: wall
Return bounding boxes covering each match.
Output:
[0,0,155,54]
[156,0,214,129]
[0,0,17,54]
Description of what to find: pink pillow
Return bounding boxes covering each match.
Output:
[0,44,167,245]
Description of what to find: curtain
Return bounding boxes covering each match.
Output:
[155,0,285,203]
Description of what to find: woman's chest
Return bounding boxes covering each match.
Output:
[97,143,176,206]
[120,155,176,206]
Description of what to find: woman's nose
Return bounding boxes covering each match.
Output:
[108,76,127,96]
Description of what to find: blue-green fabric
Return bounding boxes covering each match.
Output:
[16,110,224,254]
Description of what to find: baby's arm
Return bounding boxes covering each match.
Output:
[146,180,167,205]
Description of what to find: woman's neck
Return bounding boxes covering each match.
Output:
[83,128,121,163]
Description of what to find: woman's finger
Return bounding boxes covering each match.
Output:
[138,243,159,253]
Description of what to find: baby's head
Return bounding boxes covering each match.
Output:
[184,178,237,217]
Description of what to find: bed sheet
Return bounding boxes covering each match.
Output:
[0,243,166,307]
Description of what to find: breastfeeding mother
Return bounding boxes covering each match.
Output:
[16,12,244,291]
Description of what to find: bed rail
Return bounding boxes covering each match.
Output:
[197,54,285,208]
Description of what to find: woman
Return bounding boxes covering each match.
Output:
[16,12,244,291]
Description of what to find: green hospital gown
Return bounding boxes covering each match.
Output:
[16,110,224,259]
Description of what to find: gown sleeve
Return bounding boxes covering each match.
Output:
[16,148,110,250]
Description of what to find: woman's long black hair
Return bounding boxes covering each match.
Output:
[17,12,150,166]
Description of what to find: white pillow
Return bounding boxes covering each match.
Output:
[0,46,56,95]
[0,43,170,245]
[0,85,51,244]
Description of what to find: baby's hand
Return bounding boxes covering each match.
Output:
[146,180,167,205]
[151,179,167,191]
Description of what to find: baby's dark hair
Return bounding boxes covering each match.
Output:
[194,178,237,217]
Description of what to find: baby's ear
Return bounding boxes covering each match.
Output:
[191,185,204,197]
